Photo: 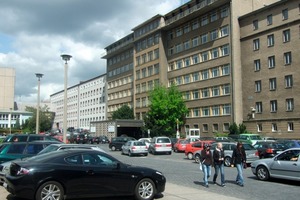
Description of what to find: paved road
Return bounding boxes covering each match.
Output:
[1,143,299,200]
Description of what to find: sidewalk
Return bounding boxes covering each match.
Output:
[161,183,241,200]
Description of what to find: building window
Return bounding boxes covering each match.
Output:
[193,54,199,64]
[184,91,190,100]
[284,52,292,65]
[192,37,199,47]
[203,124,208,132]
[255,80,261,92]
[212,67,219,77]
[176,60,182,69]
[220,26,229,37]
[175,44,182,53]
[267,34,274,47]
[221,44,229,56]
[221,7,228,18]
[142,68,147,78]
[286,98,294,111]
[253,39,260,50]
[212,86,220,96]
[210,29,218,41]
[257,124,262,132]
[154,64,159,74]
[211,48,219,59]
[223,104,231,115]
[202,107,210,116]
[193,90,199,99]
[141,83,146,92]
[212,106,220,116]
[222,64,230,75]
[184,75,190,84]
[222,84,230,95]
[193,72,199,81]
[154,49,159,59]
[269,78,276,91]
[201,15,208,26]
[223,123,230,131]
[148,66,153,76]
[176,28,182,37]
[202,88,209,98]
[213,124,219,132]
[268,56,275,68]
[185,58,190,67]
[201,33,208,44]
[270,100,277,112]
[211,11,218,22]
[253,20,258,30]
[183,25,190,33]
[193,108,200,117]
[202,70,209,80]
[285,75,293,88]
[136,70,140,80]
[267,14,273,25]
[272,123,277,132]
[184,41,190,50]
[256,102,262,113]
[201,51,209,62]
[192,20,199,30]
[288,122,294,131]
[282,9,288,20]
[254,59,261,71]
[176,77,182,85]
[283,29,290,42]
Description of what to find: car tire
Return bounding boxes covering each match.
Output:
[111,146,116,151]
[174,148,177,153]
[35,181,64,200]
[144,153,148,156]
[224,156,232,167]
[256,165,270,181]
[194,154,201,163]
[187,152,193,160]
[129,151,132,157]
[134,178,156,200]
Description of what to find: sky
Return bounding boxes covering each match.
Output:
[0,0,189,103]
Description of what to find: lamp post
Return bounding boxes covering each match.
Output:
[9,108,12,134]
[176,118,180,139]
[61,54,72,143]
[35,73,43,134]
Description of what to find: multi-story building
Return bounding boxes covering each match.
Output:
[50,74,106,130]
[0,67,15,110]
[102,0,281,137]
[240,0,300,138]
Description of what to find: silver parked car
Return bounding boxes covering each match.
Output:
[121,140,148,156]
[251,148,300,181]
[148,136,172,155]
[193,142,259,166]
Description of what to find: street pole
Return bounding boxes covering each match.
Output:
[61,54,72,143]
[35,73,43,134]
[9,108,12,134]
[176,118,180,139]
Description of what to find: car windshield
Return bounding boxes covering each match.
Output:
[249,135,262,140]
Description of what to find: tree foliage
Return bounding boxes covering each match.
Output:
[22,105,54,133]
[144,85,188,137]
[229,122,247,135]
[111,105,134,120]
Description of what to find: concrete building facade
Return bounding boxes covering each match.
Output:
[0,67,15,110]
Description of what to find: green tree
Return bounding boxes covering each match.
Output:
[229,122,247,135]
[111,105,134,120]
[144,85,188,137]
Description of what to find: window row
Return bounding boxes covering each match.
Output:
[80,88,105,99]
[185,123,230,133]
[79,107,106,116]
[108,103,132,113]
[169,44,230,71]
[136,97,149,108]
[107,49,133,66]
[168,6,229,39]
[169,25,229,55]
[136,64,159,80]
[108,63,133,78]
[182,84,230,100]
[135,20,160,38]
[257,122,294,132]
[254,52,292,71]
[169,64,230,86]
[255,98,294,113]
[254,75,293,92]
[253,8,289,30]
[0,114,21,120]
[136,79,159,94]
[108,89,132,101]
[79,97,106,107]
[253,29,290,51]
[136,34,160,52]
[187,104,231,118]
[136,49,159,66]
[80,78,105,89]
[108,75,133,89]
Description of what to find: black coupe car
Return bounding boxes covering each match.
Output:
[3,149,166,200]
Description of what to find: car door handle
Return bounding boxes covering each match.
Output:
[86,170,95,175]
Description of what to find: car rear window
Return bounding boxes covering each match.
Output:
[133,141,145,146]
[157,138,170,143]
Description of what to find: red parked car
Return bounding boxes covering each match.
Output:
[173,139,189,152]
[185,140,214,160]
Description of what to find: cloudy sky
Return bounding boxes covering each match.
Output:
[0,0,188,103]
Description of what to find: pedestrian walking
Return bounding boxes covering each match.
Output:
[231,142,246,187]
[213,142,225,187]
[200,143,213,188]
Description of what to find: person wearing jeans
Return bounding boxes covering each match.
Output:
[231,142,246,187]
[213,142,225,187]
[200,143,213,188]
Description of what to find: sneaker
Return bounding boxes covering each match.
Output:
[238,183,244,187]
[204,184,209,188]
[221,184,226,187]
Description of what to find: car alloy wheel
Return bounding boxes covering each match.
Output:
[134,178,156,200]
[256,166,270,181]
[111,146,116,151]
[187,152,193,160]
[35,181,64,200]
[224,156,232,167]
[194,154,201,163]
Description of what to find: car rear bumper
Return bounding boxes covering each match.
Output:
[3,175,35,199]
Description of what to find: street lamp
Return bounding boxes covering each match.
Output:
[61,54,72,143]
[35,73,43,134]
[176,118,180,139]
[9,108,12,134]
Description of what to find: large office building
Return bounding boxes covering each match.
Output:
[50,74,107,130]
[104,0,294,137]
[240,0,300,138]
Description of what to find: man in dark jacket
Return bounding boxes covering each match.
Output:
[213,142,225,186]
[231,142,247,187]
[200,143,213,188]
